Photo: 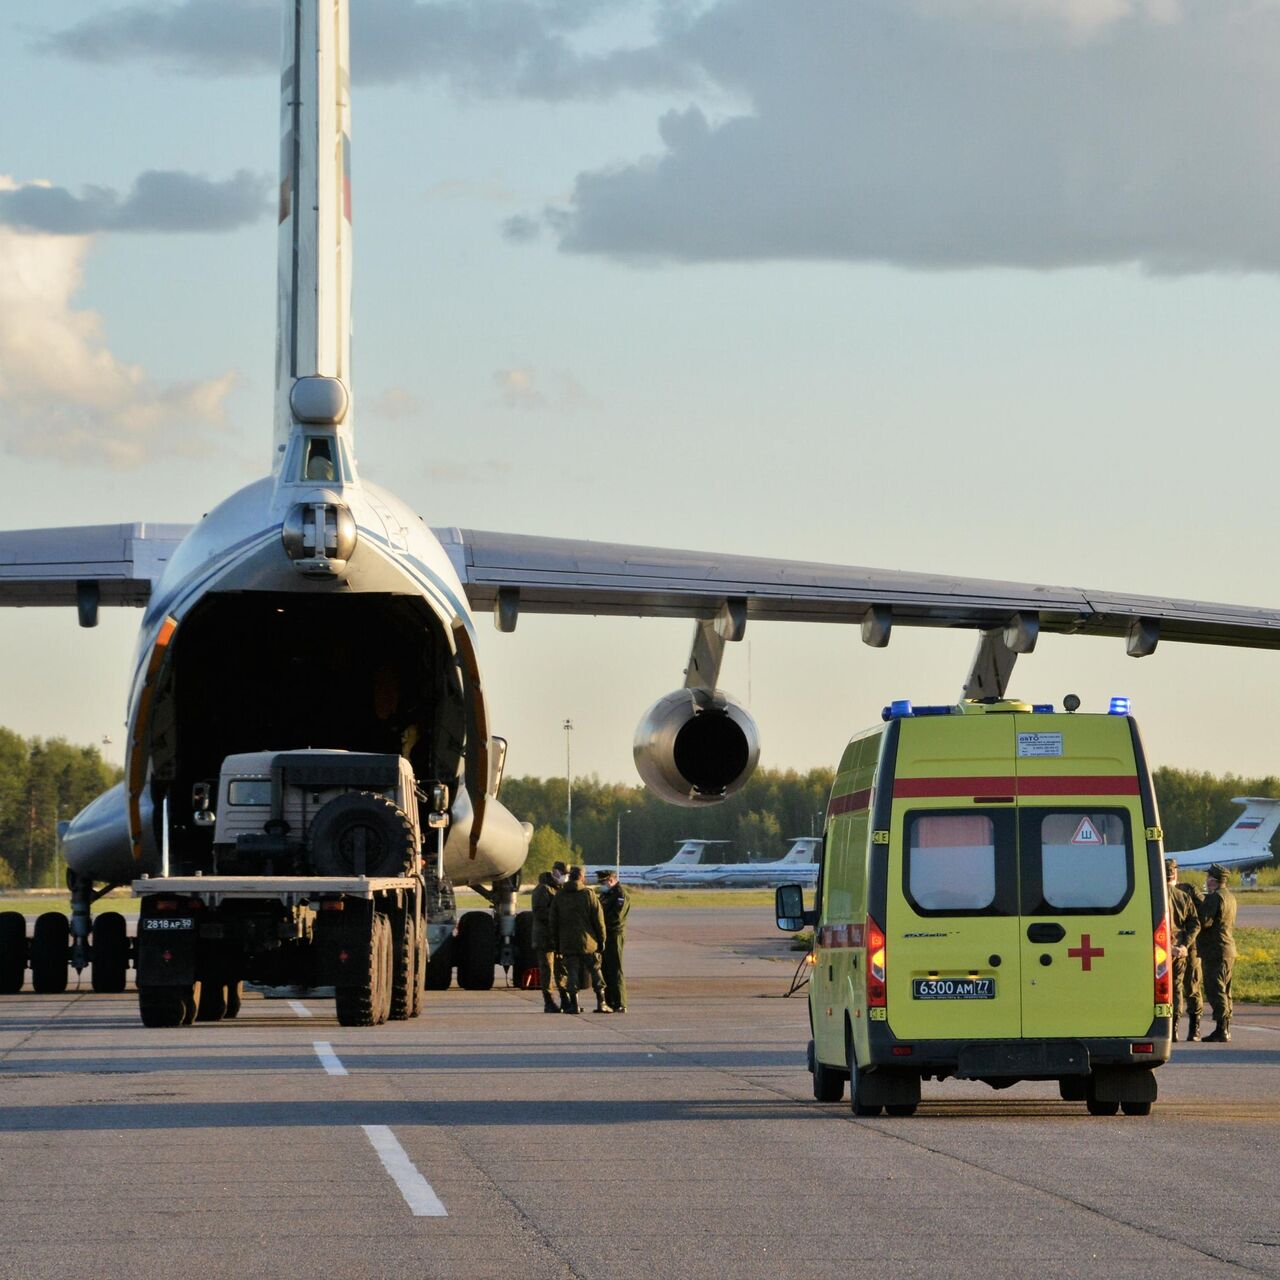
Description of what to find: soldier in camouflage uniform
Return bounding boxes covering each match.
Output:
[1199,863,1237,1043]
[1175,870,1205,1042]
[530,869,567,1013]
[549,866,610,1014]
[597,869,630,1014]
[1165,860,1201,1042]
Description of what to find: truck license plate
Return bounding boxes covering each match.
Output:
[912,977,995,1000]
[140,917,194,931]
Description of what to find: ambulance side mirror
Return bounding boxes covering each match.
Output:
[776,883,812,932]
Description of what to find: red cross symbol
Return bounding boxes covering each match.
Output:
[1068,934,1105,970]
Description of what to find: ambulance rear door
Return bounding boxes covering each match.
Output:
[887,714,1023,1042]
[1014,720,1153,1038]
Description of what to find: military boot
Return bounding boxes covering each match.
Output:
[1204,1018,1231,1043]
[1172,1022,1180,1043]
[594,995,613,1014]
[564,991,581,1015]
[543,992,560,1014]
[1186,1014,1201,1042]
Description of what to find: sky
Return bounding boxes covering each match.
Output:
[1,0,1279,788]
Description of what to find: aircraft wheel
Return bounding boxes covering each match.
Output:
[138,986,185,1028]
[423,933,453,991]
[1120,1099,1152,1116]
[885,1102,919,1117]
[1086,1097,1120,1116]
[388,910,415,1021]
[225,981,244,1019]
[91,912,129,994]
[0,912,26,994]
[455,911,496,991]
[30,913,69,994]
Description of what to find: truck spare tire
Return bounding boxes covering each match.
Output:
[308,792,416,877]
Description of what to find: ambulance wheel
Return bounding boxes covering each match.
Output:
[225,981,244,1019]
[0,912,27,994]
[138,986,185,1028]
[1086,1097,1119,1116]
[847,1040,882,1117]
[810,1040,845,1102]
[30,913,69,994]
[91,912,128,993]
[455,911,496,991]
[1120,1099,1152,1116]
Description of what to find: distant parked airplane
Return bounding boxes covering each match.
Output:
[1171,797,1280,873]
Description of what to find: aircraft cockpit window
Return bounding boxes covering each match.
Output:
[302,437,337,483]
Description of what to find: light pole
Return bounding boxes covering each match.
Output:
[563,718,574,851]
[615,808,631,873]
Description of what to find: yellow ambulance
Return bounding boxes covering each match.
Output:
[776,696,1172,1116]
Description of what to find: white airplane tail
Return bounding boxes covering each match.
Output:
[1175,796,1280,872]
[274,0,354,468]
[665,840,731,867]
[778,837,822,864]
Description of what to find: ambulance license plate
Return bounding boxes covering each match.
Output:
[912,977,995,1000]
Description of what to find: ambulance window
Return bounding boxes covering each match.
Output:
[1037,812,1130,910]
[907,814,996,912]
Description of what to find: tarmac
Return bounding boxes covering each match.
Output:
[1,904,1278,1280]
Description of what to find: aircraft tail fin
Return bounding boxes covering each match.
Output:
[666,840,730,866]
[275,0,354,468]
[1175,796,1280,871]
[778,837,821,863]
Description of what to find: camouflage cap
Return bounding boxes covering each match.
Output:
[1207,863,1230,882]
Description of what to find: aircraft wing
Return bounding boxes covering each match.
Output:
[0,523,191,610]
[434,527,1280,650]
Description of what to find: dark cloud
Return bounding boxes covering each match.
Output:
[535,0,1280,272]
[41,0,696,98]
[0,171,272,235]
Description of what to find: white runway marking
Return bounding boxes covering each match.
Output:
[362,1125,448,1217]
[313,1041,348,1075]
[1239,1025,1280,1035]
[289,1000,313,1018]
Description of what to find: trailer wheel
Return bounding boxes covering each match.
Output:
[335,911,382,1027]
[309,793,416,878]
[455,911,496,991]
[138,986,185,1028]
[30,913,69,994]
[91,912,129,994]
[0,912,26,994]
[374,914,393,1025]
[388,910,416,1021]
[225,982,244,1019]
[424,934,453,991]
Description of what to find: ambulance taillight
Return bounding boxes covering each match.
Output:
[866,915,887,1007]
[1153,915,1172,1006]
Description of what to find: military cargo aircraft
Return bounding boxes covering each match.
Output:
[2,0,1279,1021]
[1172,797,1280,873]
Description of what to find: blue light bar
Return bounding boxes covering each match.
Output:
[1032,704,1055,714]
[1109,696,1131,716]
[912,705,955,717]
[882,699,914,721]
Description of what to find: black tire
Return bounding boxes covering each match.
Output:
[180,981,202,1026]
[308,793,416,878]
[885,1103,918,1117]
[810,1038,845,1102]
[513,910,536,976]
[1120,1099,1152,1116]
[335,911,382,1027]
[388,910,415,1021]
[91,912,129,994]
[848,1037,882,1117]
[30,913,69,994]
[138,986,185,1028]
[197,983,228,1021]
[1086,1097,1120,1116]
[423,934,454,991]
[455,911,496,991]
[225,981,244,1019]
[410,916,427,1016]
[0,912,26,994]
[374,914,393,1025]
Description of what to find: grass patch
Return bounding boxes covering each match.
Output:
[0,893,137,917]
[1234,927,1280,1004]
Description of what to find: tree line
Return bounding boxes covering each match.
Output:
[0,723,1274,887]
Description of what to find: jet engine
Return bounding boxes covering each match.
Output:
[633,689,760,807]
